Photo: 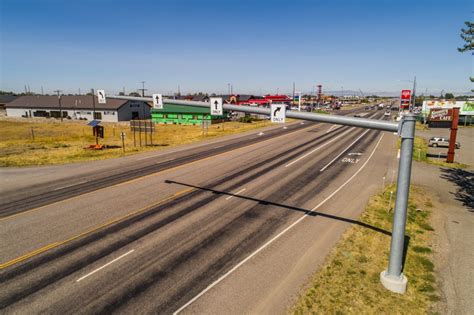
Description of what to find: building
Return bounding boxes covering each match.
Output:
[151,104,223,125]
[5,95,151,122]
[0,95,18,110]
[264,94,292,104]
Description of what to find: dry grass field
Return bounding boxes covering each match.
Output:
[292,185,438,314]
[0,118,272,167]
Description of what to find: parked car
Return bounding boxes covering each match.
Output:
[428,137,460,149]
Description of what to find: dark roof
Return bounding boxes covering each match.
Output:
[237,95,255,102]
[0,95,18,104]
[5,95,132,110]
[191,95,209,102]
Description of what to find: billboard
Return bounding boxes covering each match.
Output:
[422,100,474,116]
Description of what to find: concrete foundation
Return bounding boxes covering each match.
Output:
[380,270,408,294]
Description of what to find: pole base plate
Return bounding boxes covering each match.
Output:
[380,270,407,294]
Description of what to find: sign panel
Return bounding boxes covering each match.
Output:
[97,89,106,104]
[401,90,411,100]
[271,104,286,123]
[429,109,452,121]
[210,97,223,115]
[422,100,474,116]
[153,94,163,109]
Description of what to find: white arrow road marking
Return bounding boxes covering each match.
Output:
[285,128,354,168]
[348,152,362,156]
[320,129,370,172]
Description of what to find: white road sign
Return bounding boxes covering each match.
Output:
[271,104,286,123]
[153,94,163,109]
[97,90,106,104]
[210,97,223,115]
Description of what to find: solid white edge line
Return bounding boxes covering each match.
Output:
[173,133,385,314]
[284,128,354,168]
[76,249,135,282]
[319,129,370,172]
[225,188,247,200]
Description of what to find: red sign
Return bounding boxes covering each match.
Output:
[401,90,411,100]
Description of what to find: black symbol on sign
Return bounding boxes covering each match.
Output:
[98,91,104,99]
[273,106,281,116]
[155,95,160,104]
[214,100,219,110]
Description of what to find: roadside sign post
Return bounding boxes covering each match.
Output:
[120,132,126,153]
[106,93,416,295]
[446,107,460,163]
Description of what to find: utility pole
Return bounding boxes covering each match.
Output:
[411,76,417,111]
[228,83,231,95]
[231,84,233,95]
[139,81,147,97]
[41,86,44,95]
[292,82,295,104]
[91,88,96,120]
[54,90,63,121]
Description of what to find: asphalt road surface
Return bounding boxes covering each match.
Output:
[0,110,400,314]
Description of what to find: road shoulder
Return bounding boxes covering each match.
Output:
[411,161,474,314]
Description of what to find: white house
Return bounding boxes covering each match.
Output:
[5,95,151,122]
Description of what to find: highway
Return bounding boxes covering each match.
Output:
[0,110,399,313]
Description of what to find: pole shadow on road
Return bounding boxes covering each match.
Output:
[440,168,474,212]
[164,179,392,236]
[166,180,411,273]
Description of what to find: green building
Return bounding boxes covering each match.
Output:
[151,104,224,125]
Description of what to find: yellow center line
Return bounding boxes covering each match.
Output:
[0,187,194,270]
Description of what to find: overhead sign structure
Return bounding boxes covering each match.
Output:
[97,89,106,104]
[271,104,286,123]
[153,94,163,109]
[210,97,223,115]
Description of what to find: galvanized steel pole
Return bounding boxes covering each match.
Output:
[380,113,416,294]
[109,94,414,294]
[110,95,399,132]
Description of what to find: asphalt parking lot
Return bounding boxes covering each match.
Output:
[416,126,474,166]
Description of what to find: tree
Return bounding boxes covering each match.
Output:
[128,92,141,97]
[118,91,125,96]
[458,21,473,91]
[444,93,455,99]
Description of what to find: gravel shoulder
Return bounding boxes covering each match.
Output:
[411,161,473,314]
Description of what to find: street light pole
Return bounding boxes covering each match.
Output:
[54,90,63,122]
[411,76,417,111]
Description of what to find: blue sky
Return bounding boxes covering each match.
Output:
[1,0,472,95]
